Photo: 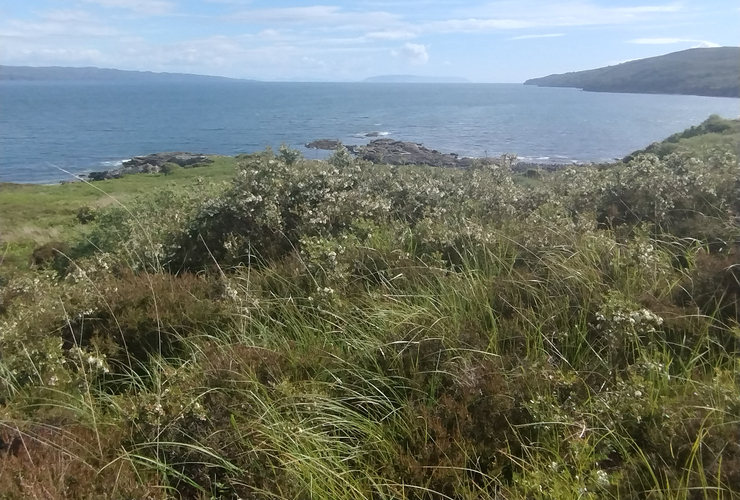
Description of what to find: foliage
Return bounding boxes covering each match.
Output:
[1,119,740,499]
[624,115,740,162]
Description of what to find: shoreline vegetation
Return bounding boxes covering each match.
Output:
[1,116,740,499]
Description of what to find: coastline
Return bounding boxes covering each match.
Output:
[2,145,601,186]
[4,82,738,185]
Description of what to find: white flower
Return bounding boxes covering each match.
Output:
[596,470,609,486]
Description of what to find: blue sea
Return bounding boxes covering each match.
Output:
[1,81,738,184]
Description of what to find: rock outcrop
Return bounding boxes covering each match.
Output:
[306,140,342,150]
[87,152,213,180]
[347,139,478,168]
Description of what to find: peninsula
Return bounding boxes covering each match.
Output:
[524,47,740,98]
[0,65,250,83]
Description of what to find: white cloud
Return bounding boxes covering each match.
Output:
[0,0,704,81]
[0,10,119,38]
[616,5,683,13]
[0,47,107,66]
[257,29,282,39]
[364,30,418,40]
[692,41,721,48]
[82,0,175,16]
[392,42,429,65]
[426,18,534,32]
[0,27,387,80]
[302,56,327,69]
[233,5,343,23]
[510,33,565,40]
[231,5,400,28]
[629,37,720,47]
[429,1,685,33]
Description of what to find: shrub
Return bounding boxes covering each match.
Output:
[160,162,173,176]
[75,205,95,224]
[28,241,70,269]
[3,124,740,499]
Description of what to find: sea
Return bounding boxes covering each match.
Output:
[1,81,738,184]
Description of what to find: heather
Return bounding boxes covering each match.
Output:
[1,119,739,499]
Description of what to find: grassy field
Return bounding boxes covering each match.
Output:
[0,156,237,269]
[1,119,739,500]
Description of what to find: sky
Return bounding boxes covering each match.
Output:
[0,1,738,82]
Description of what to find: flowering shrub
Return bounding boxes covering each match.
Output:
[593,290,665,366]
[168,148,522,270]
[2,123,740,499]
[541,150,739,238]
[78,184,224,271]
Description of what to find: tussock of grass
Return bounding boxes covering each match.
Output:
[1,124,740,499]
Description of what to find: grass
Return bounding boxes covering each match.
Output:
[1,122,739,499]
[624,114,740,162]
[0,155,237,269]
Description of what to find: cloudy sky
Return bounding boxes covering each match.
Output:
[1,0,737,82]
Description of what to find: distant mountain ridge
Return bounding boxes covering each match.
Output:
[363,75,471,83]
[524,47,740,98]
[0,66,249,82]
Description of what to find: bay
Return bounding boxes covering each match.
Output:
[1,81,738,184]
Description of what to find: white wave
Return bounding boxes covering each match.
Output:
[360,131,391,138]
[99,158,129,167]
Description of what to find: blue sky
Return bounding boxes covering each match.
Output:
[1,1,737,81]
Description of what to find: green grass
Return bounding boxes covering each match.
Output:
[0,156,237,269]
[624,115,740,161]
[1,123,739,499]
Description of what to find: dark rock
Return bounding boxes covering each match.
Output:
[88,152,213,180]
[306,139,342,150]
[122,152,212,169]
[348,139,475,168]
[88,169,123,181]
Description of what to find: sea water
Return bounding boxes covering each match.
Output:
[1,81,738,183]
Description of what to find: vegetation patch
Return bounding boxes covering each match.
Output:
[1,119,739,499]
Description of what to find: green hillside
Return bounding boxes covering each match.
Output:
[624,114,740,161]
[524,47,740,97]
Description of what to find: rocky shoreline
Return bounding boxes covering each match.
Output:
[307,138,490,168]
[306,138,571,171]
[347,139,481,168]
[87,152,213,180]
[84,142,570,182]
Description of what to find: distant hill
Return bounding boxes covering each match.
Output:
[0,66,249,83]
[524,47,740,98]
[363,75,471,83]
